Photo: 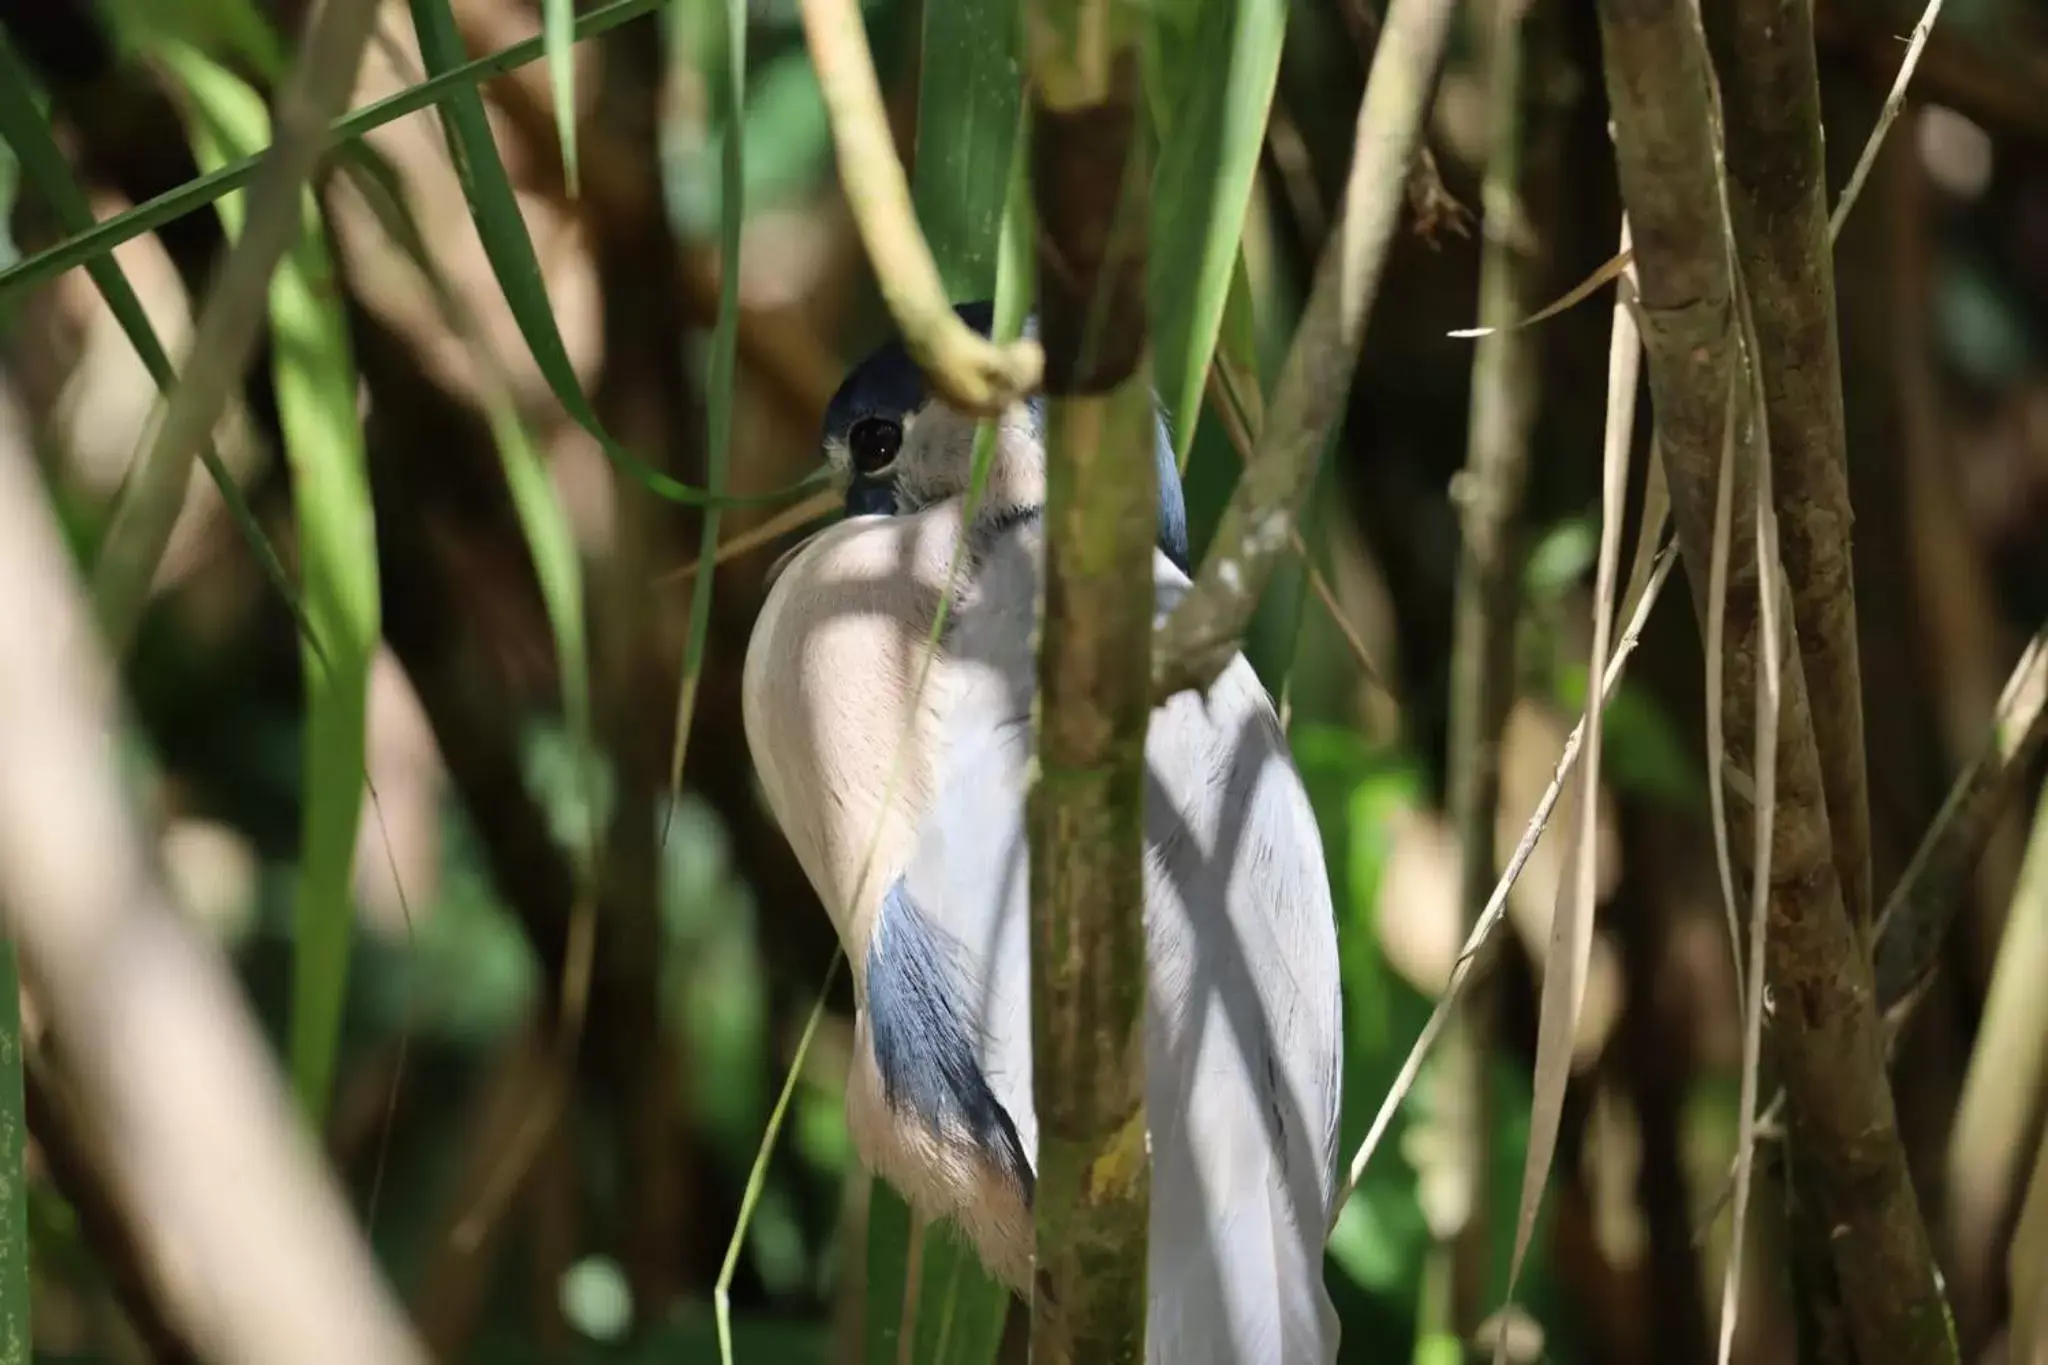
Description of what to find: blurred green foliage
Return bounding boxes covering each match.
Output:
[19,0,2028,1356]
[0,0,1578,1350]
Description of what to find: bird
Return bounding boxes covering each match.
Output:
[741,301,1344,1364]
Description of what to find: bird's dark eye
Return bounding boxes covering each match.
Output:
[848,416,903,475]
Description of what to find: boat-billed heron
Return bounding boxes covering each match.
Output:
[742,303,1343,1363]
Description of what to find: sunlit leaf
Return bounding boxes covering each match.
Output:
[664,0,747,852]
[1148,0,1284,467]
[544,0,581,197]
[913,0,1022,301]
[170,48,378,1123]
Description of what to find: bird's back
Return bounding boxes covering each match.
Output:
[905,524,1344,1365]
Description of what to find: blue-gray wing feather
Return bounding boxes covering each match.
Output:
[867,876,1035,1200]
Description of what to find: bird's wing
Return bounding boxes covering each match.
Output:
[1138,609,1344,1365]
[743,503,1041,1288]
[885,531,1041,1277]
[905,531,1344,1365]
[741,507,970,947]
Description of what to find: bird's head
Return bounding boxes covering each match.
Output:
[821,301,1191,573]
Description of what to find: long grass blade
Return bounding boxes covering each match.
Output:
[1827,0,1944,244]
[320,79,606,1220]
[90,0,380,657]
[1447,246,1633,341]
[719,955,843,1365]
[0,33,317,655]
[1148,0,1284,469]
[170,48,379,1125]
[406,0,796,509]
[0,0,669,305]
[665,0,747,849]
[652,488,841,586]
[1214,250,1265,442]
[544,0,580,198]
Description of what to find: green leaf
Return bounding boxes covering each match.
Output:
[867,1188,1013,1365]
[544,0,580,198]
[405,0,806,510]
[950,44,1035,522]
[97,0,284,70]
[912,0,1022,302]
[0,31,316,655]
[664,0,745,883]
[718,959,842,1365]
[665,50,836,235]
[1147,0,1285,467]
[0,0,669,308]
[284,0,603,919]
[1219,247,1263,388]
[486,395,597,880]
[169,48,378,1124]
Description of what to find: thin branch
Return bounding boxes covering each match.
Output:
[1202,359,1395,700]
[1501,35,1631,1332]
[1594,3,1955,1363]
[1828,0,1946,243]
[1152,0,1462,699]
[1443,0,1554,1328]
[0,387,426,1365]
[1329,0,1471,245]
[1700,0,1871,931]
[1813,0,2046,145]
[799,0,1043,416]
[89,0,383,655]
